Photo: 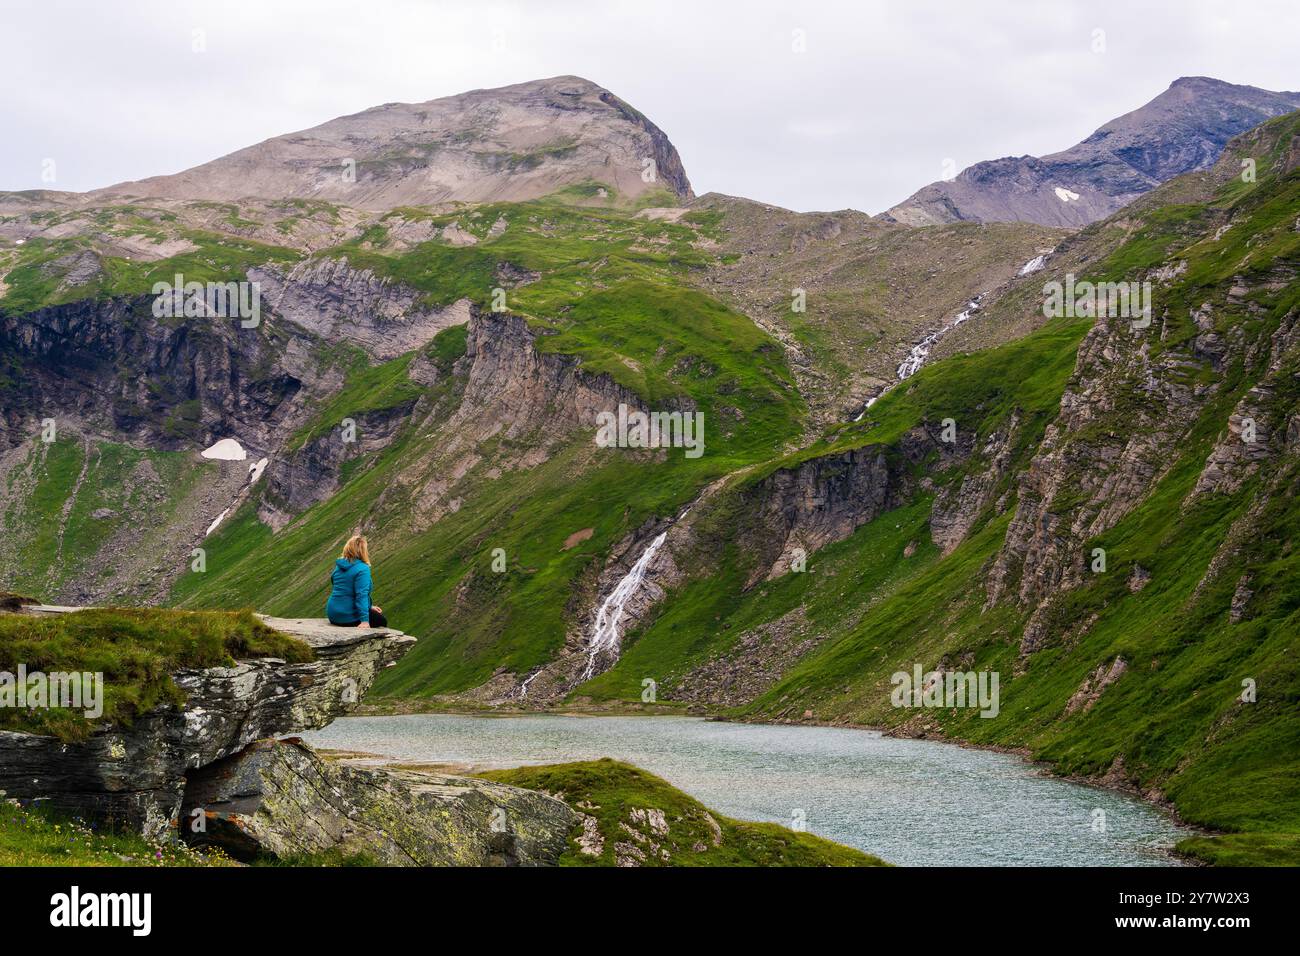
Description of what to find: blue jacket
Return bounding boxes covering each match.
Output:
[326,557,372,624]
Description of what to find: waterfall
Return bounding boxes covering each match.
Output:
[518,669,542,698]
[580,529,669,681]
[1018,254,1047,275]
[852,293,990,421]
[896,295,983,382]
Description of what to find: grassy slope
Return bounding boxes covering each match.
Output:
[689,195,1066,415]
[5,119,1295,868]
[0,608,310,739]
[577,315,1089,700]
[0,437,215,599]
[0,228,299,315]
[0,802,232,867]
[578,119,1300,865]
[480,759,885,866]
[172,200,805,696]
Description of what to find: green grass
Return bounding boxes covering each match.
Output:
[1,436,216,598]
[571,142,1300,865]
[708,154,1300,865]
[318,197,716,313]
[574,311,1091,702]
[479,759,886,866]
[290,324,468,449]
[8,116,1298,869]
[0,230,300,314]
[173,201,805,697]
[0,608,311,740]
[291,353,419,448]
[1175,832,1300,867]
[0,802,232,867]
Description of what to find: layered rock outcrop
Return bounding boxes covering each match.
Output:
[0,296,310,453]
[250,257,471,361]
[395,310,692,533]
[0,608,415,839]
[180,739,576,865]
[985,310,1218,612]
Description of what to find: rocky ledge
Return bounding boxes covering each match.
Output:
[181,739,577,866]
[0,607,415,839]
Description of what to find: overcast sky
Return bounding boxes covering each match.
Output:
[4,0,1299,212]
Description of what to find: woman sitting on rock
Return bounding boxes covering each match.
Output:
[326,534,387,629]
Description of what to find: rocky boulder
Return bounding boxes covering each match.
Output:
[181,739,577,866]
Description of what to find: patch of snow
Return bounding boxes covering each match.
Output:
[201,438,247,461]
[248,457,269,484]
[1054,187,1080,203]
[853,393,884,422]
[205,508,229,536]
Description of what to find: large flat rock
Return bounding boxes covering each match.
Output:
[0,607,416,838]
[181,739,578,866]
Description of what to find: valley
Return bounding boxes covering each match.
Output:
[2,71,1298,868]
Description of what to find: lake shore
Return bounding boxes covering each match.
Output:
[352,695,1208,861]
[305,711,1191,866]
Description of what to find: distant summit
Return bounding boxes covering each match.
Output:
[94,76,693,210]
[885,76,1300,227]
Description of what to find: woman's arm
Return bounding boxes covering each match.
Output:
[354,563,372,624]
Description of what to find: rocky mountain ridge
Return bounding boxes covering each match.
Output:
[1,76,1297,865]
[93,76,693,210]
[887,77,1300,227]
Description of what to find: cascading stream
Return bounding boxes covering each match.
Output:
[896,295,982,381]
[854,292,990,421]
[580,529,669,681]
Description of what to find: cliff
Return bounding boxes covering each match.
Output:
[0,607,414,838]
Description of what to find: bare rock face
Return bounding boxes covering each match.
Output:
[180,739,577,866]
[1065,657,1128,715]
[887,77,1300,227]
[987,241,1299,645]
[753,445,901,582]
[396,310,672,533]
[0,610,415,839]
[1193,381,1284,498]
[986,310,1216,611]
[95,76,693,210]
[251,258,472,361]
[262,402,418,529]
[0,296,311,454]
[930,412,1020,555]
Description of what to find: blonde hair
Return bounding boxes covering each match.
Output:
[341,534,371,565]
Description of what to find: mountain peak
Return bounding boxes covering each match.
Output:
[885,76,1300,227]
[1170,75,1228,88]
[93,77,692,210]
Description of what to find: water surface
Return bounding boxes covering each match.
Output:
[304,714,1186,866]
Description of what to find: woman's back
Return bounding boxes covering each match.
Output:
[326,557,371,625]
